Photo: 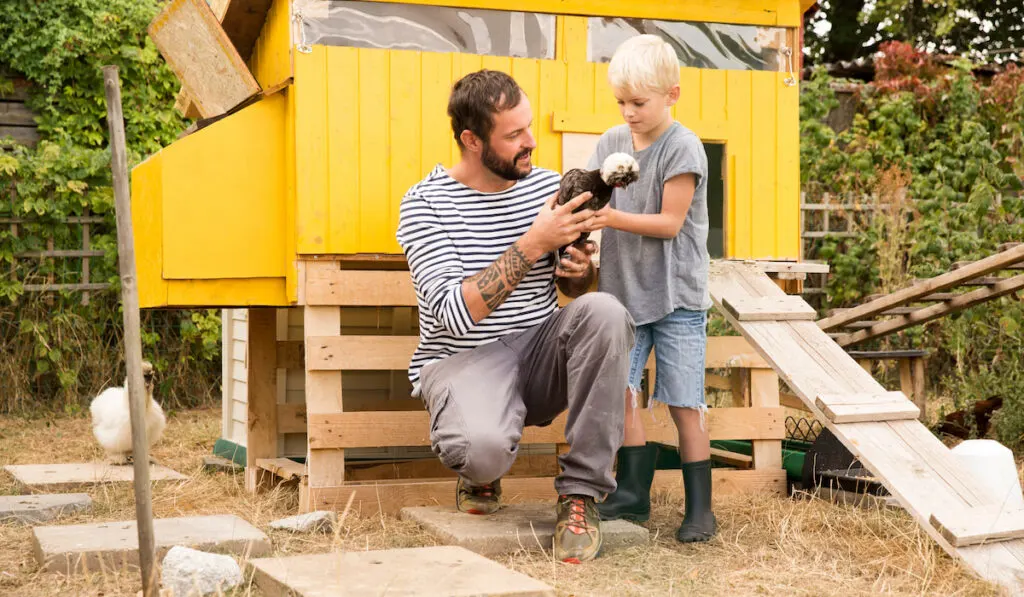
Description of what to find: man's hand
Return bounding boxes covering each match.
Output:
[520,190,595,260]
[555,240,597,298]
[556,242,597,279]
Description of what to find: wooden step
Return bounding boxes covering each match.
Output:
[960,276,1006,287]
[721,295,817,321]
[814,391,920,423]
[828,306,920,317]
[930,504,1024,547]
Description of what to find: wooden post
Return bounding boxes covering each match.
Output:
[303,302,345,512]
[102,65,156,597]
[912,357,927,421]
[749,369,783,471]
[898,359,914,410]
[730,368,751,407]
[246,308,279,492]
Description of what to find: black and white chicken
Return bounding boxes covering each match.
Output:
[556,152,640,259]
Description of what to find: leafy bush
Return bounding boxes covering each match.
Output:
[0,0,221,413]
[801,42,1024,445]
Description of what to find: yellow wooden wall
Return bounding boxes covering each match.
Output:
[248,0,292,90]
[132,0,804,307]
[130,91,292,308]
[293,16,800,260]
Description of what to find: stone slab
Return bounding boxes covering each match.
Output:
[33,514,271,574]
[0,493,92,524]
[3,463,187,492]
[399,505,649,557]
[249,545,554,597]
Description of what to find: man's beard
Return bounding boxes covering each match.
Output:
[482,143,532,181]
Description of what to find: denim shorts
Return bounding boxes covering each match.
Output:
[627,307,707,410]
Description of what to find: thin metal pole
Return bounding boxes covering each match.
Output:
[101,64,157,597]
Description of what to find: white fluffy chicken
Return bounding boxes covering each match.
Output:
[90,360,166,465]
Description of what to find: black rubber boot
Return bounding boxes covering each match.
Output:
[596,443,658,522]
[676,459,718,543]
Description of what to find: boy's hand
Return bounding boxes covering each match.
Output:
[521,191,595,258]
[555,241,597,279]
[586,205,616,232]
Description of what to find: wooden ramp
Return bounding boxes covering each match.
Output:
[820,242,1024,346]
[711,261,1024,595]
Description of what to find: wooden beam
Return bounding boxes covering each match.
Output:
[710,448,753,468]
[303,305,345,512]
[307,336,418,371]
[307,468,785,514]
[219,0,275,60]
[304,266,418,306]
[779,392,810,411]
[835,273,1024,346]
[245,308,278,492]
[276,339,303,370]
[651,468,786,497]
[750,369,783,470]
[307,406,784,449]
[751,261,830,274]
[306,334,769,372]
[817,244,1024,331]
[276,403,307,434]
[346,453,560,482]
[255,458,305,482]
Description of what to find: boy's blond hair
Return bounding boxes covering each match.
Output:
[607,34,680,94]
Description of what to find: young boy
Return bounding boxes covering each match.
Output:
[586,34,716,542]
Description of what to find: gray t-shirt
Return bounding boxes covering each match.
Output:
[588,121,712,325]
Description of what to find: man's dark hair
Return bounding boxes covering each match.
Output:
[448,70,522,150]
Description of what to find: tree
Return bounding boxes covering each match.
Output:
[804,0,1024,65]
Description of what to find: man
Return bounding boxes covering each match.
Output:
[395,69,635,563]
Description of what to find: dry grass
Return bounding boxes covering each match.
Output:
[0,408,1005,596]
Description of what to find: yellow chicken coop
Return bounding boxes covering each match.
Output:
[136,0,820,513]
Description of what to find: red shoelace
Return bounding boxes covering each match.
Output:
[562,496,590,535]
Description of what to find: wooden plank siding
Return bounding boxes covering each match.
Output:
[293,42,799,260]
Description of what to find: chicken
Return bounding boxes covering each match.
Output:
[937,396,1003,439]
[556,152,640,259]
[89,360,166,465]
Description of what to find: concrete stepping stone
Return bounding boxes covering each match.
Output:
[33,514,271,574]
[3,463,187,492]
[0,493,92,524]
[399,504,649,557]
[249,545,555,596]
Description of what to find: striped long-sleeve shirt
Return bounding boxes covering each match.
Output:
[396,164,562,394]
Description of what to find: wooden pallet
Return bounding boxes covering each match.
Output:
[711,260,1024,595]
[243,259,801,515]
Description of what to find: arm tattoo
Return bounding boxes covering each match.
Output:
[469,241,535,311]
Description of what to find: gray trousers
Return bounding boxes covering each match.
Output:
[417,292,636,499]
